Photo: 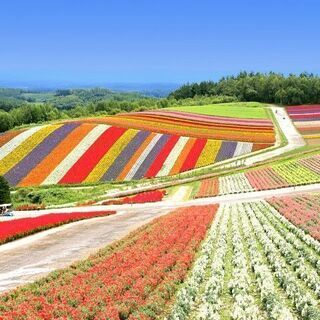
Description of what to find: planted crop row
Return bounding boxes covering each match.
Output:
[169,201,320,320]
[268,194,320,240]
[0,205,218,319]
[287,105,320,142]
[0,122,261,187]
[195,153,320,198]
[79,109,275,143]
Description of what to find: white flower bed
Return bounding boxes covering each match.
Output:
[219,173,255,195]
[168,201,320,319]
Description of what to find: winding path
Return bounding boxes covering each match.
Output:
[1,182,320,293]
[0,105,313,293]
[0,207,169,293]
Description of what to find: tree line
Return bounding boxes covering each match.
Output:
[0,94,235,133]
[169,72,320,105]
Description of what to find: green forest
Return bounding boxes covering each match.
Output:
[1,72,320,133]
[169,72,320,104]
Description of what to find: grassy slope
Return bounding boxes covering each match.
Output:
[166,102,268,119]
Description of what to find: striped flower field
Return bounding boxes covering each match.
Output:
[287,105,320,145]
[79,109,275,144]
[0,110,275,187]
[195,152,320,198]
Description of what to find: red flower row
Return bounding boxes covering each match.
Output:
[0,205,218,319]
[103,190,166,205]
[0,211,115,245]
[268,194,320,240]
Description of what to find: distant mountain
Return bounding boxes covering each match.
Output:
[0,81,180,97]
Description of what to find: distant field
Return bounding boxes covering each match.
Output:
[287,104,320,145]
[166,102,268,119]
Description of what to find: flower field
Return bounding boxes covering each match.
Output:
[0,205,218,319]
[0,114,272,187]
[0,211,115,245]
[80,109,275,144]
[195,153,320,198]
[287,105,320,145]
[102,190,166,205]
[268,193,320,240]
[169,201,320,319]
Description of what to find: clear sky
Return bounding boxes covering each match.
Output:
[0,0,319,85]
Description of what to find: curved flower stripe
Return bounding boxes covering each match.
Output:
[195,139,222,168]
[122,114,273,131]
[252,143,270,152]
[81,116,275,143]
[60,126,126,184]
[0,129,24,148]
[101,130,149,181]
[156,136,189,177]
[4,123,79,186]
[298,155,320,175]
[124,133,162,180]
[0,125,58,176]
[116,132,155,181]
[137,110,273,125]
[43,124,108,185]
[85,129,137,183]
[215,140,237,162]
[169,138,196,175]
[180,138,207,172]
[233,142,253,157]
[19,124,96,187]
[0,126,43,161]
[132,134,171,180]
[144,135,179,178]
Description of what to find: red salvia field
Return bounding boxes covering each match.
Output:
[0,205,218,319]
[268,194,320,240]
[0,211,115,245]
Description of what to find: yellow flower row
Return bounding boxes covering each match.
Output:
[195,140,222,168]
[0,125,61,176]
[85,129,138,183]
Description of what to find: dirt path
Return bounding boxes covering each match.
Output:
[1,182,320,293]
[245,105,305,165]
[0,207,169,293]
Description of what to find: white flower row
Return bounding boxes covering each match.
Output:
[168,205,228,320]
[156,136,189,177]
[219,173,255,195]
[245,202,320,319]
[263,200,320,259]
[124,133,162,180]
[239,205,296,320]
[42,125,109,185]
[233,142,253,157]
[0,125,43,161]
[253,202,320,297]
[228,204,262,320]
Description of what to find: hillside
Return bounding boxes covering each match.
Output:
[0,103,275,187]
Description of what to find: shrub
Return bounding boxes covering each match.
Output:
[0,176,11,204]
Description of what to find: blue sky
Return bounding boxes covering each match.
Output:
[0,0,319,84]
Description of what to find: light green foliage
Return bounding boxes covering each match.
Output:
[167,102,268,119]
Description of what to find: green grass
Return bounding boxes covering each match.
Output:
[166,102,268,119]
[11,183,125,207]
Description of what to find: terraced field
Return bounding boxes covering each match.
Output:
[170,200,320,320]
[287,105,320,145]
[195,152,320,198]
[0,107,275,187]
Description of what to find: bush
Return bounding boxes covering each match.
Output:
[0,176,11,204]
